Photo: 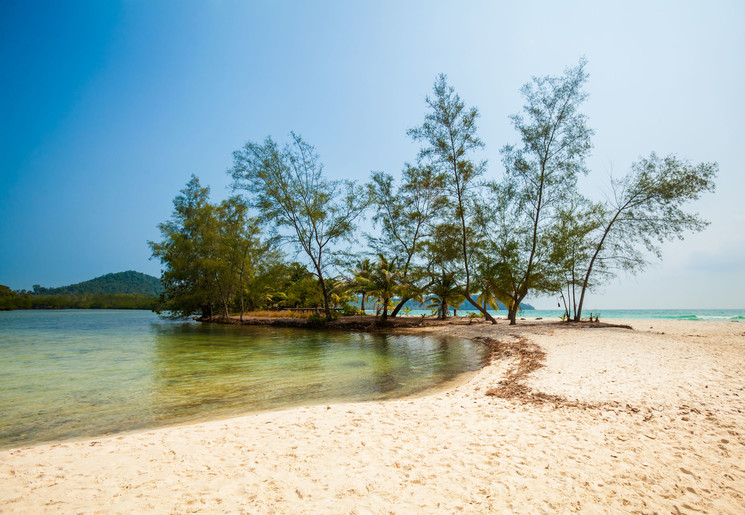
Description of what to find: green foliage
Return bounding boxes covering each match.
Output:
[338,303,361,316]
[353,254,404,321]
[544,195,605,320]
[426,271,465,320]
[368,165,444,316]
[485,59,594,324]
[32,271,163,296]
[306,312,328,328]
[0,285,157,310]
[149,176,281,319]
[230,132,368,319]
[571,153,717,320]
[407,74,495,322]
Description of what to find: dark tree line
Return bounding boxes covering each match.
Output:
[0,285,157,311]
[150,59,717,324]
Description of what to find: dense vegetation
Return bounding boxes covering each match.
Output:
[151,59,717,324]
[0,272,162,311]
[0,285,157,311]
[31,271,163,296]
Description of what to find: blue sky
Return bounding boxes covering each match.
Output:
[1,0,743,309]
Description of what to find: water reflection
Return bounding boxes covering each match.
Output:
[0,311,486,448]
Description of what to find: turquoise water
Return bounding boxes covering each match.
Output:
[400,308,745,321]
[0,310,487,449]
[514,308,745,321]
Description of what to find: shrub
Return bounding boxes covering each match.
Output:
[307,313,328,328]
[339,303,361,316]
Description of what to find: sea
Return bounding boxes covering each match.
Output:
[0,309,487,449]
[396,308,745,322]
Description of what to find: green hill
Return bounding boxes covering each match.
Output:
[32,271,163,296]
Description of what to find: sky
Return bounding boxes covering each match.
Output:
[1,0,743,309]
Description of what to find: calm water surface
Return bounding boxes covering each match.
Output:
[402,308,745,321]
[0,310,487,449]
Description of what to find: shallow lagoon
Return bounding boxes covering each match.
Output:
[0,310,487,448]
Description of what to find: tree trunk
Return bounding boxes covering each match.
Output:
[313,259,332,320]
[464,294,497,323]
[239,289,244,321]
[318,275,332,319]
[575,212,619,322]
[390,297,410,318]
[508,304,518,325]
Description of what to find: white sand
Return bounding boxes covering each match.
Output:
[1,319,744,513]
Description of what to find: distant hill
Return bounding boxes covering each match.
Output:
[32,271,163,296]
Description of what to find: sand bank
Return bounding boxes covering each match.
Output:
[1,319,743,513]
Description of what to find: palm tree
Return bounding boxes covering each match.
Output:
[327,277,357,310]
[476,262,523,322]
[350,258,374,312]
[355,255,402,321]
[476,288,499,314]
[426,271,465,320]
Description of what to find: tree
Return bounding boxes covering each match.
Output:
[496,58,594,324]
[150,177,277,319]
[350,258,374,312]
[368,164,444,317]
[149,176,219,318]
[230,133,368,319]
[271,262,324,310]
[572,153,717,321]
[408,74,496,323]
[426,270,465,319]
[215,196,278,320]
[354,254,403,322]
[543,194,604,320]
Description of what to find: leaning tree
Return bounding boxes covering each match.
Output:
[572,153,717,321]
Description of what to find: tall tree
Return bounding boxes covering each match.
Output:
[368,164,444,317]
[573,153,717,321]
[149,176,219,319]
[215,196,278,320]
[230,133,368,319]
[408,74,496,323]
[496,58,594,324]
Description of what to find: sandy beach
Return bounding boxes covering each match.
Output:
[1,319,743,513]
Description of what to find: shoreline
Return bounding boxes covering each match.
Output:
[2,319,744,512]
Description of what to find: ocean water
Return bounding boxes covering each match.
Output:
[0,310,487,449]
[397,308,745,322]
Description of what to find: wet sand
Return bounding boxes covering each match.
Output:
[1,319,743,513]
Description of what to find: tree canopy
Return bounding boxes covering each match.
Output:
[144,59,717,324]
[230,133,368,319]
